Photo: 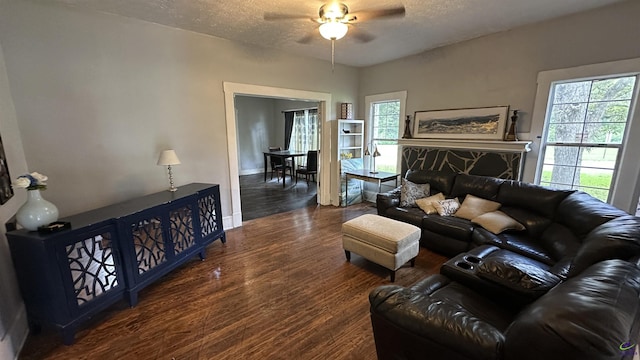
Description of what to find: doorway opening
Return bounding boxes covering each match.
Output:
[223,82,332,228]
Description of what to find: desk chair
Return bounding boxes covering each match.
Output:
[296,150,318,184]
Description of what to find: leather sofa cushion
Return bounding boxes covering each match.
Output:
[539,223,580,261]
[384,206,425,227]
[423,215,474,242]
[497,180,573,218]
[567,215,640,277]
[477,250,560,300]
[555,191,629,239]
[405,169,456,196]
[500,206,552,239]
[472,229,555,265]
[504,260,640,360]
[450,174,503,200]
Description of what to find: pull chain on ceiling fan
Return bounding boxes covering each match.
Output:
[264,2,406,71]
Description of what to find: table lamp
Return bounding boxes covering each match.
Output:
[157,149,181,192]
[365,144,382,174]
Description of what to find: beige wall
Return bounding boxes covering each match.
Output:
[358,0,640,186]
[0,0,359,220]
[0,41,29,360]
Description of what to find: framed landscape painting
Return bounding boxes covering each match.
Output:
[413,106,509,140]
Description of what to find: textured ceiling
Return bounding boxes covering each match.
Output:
[42,0,625,67]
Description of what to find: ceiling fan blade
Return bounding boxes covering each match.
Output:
[264,12,315,21]
[350,6,406,22]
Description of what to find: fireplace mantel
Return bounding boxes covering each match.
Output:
[398,139,532,153]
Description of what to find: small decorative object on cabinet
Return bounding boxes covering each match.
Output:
[16,189,59,231]
[402,115,413,139]
[504,110,519,141]
[6,183,225,345]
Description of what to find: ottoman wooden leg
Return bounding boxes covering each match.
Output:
[389,270,396,282]
[345,250,351,262]
[410,257,416,267]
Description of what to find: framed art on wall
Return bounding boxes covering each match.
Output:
[413,106,509,140]
[0,132,14,204]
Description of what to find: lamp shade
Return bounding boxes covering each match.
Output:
[319,22,348,40]
[373,146,381,157]
[157,150,181,166]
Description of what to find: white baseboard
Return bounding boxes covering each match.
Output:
[239,168,263,176]
[0,304,28,360]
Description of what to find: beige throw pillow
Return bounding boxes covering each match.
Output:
[472,211,525,234]
[433,198,460,216]
[454,194,501,220]
[415,193,446,214]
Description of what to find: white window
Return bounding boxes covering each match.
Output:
[531,58,640,213]
[365,91,407,174]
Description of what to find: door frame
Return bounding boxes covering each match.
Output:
[223,82,332,228]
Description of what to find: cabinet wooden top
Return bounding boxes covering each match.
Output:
[8,183,218,238]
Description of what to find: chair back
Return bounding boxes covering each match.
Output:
[269,146,283,167]
[306,150,318,171]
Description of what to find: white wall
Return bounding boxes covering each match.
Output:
[358,0,640,188]
[235,96,316,175]
[0,41,29,360]
[0,0,359,220]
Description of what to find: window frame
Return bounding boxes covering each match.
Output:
[364,91,407,174]
[530,58,640,213]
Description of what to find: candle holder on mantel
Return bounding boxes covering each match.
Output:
[505,110,519,141]
[402,115,413,139]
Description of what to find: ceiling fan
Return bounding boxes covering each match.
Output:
[264,2,406,69]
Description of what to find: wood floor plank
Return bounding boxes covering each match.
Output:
[18,203,447,359]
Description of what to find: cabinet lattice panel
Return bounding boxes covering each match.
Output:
[66,232,119,306]
[132,217,166,274]
[198,193,219,238]
[170,205,195,254]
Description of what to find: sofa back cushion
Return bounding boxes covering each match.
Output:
[497,181,573,218]
[405,169,456,196]
[500,206,552,239]
[538,223,581,262]
[567,215,640,277]
[555,191,629,239]
[450,174,503,200]
[504,260,640,360]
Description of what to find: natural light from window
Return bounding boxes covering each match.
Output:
[536,75,638,202]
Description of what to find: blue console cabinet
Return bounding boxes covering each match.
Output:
[7,183,225,344]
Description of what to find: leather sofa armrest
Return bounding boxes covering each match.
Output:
[369,275,506,360]
[477,251,561,301]
[376,187,401,215]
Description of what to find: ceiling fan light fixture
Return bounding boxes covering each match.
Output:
[319,21,348,40]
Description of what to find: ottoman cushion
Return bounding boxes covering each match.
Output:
[342,214,421,253]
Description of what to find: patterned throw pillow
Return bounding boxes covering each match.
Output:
[415,193,446,214]
[433,198,461,216]
[400,179,431,207]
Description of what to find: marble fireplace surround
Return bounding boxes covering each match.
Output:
[399,139,532,181]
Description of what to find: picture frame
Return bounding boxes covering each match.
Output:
[413,106,510,140]
[0,132,14,205]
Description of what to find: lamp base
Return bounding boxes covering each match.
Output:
[169,187,178,192]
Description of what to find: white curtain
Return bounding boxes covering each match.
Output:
[289,109,318,166]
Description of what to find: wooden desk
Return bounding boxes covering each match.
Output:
[263,150,306,188]
[344,169,400,206]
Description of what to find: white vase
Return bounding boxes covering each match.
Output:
[16,190,59,231]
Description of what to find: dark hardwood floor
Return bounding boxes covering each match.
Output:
[240,173,317,221]
[18,203,448,360]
